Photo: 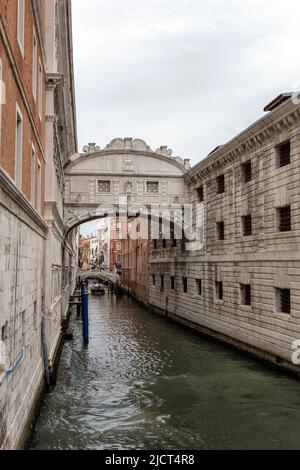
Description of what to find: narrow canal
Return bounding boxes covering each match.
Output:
[30,288,300,450]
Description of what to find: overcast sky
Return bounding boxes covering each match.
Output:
[73,0,300,236]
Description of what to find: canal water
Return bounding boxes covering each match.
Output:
[30,289,300,450]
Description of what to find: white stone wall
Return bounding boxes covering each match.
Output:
[149,98,300,371]
[0,197,45,449]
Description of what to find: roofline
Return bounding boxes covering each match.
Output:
[190,95,299,176]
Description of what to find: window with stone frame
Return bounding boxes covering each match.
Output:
[216,174,225,194]
[98,180,111,193]
[240,284,251,306]
[277,141,291,168]
[242,214,252,236]
[277,205,291,232]
[216,221,225,241]
[275,288,291,314]
[242,160,252,183]
[146,181,159,194]
[215,281,223,300]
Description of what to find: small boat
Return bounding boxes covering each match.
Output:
[91,282,105,295]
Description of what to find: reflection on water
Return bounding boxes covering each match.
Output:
[30,291,300,450]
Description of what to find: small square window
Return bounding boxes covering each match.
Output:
[171,276,175,290]
[277,206,291,232]
[242,160,252,183]
[196,186,204,202]
[215,281,223,300]
[217,221,225,241]
[241,284,251,306]
[242,214,252,236]
[277,141,291,168]
[216,175,225,194]
[182,277,188,293]
[276,288,291,314]
[146,181,159,194]
[98,180,111,193]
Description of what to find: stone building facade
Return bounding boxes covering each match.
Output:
[149,94,300,373]
[0,0,77,450]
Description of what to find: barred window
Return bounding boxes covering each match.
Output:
[196,279,202,296]
[242,214,252,236]
[217,221,225,241]
[196,186,204,202]
[216,174,225,194]
[216,281,223,300]
[146,181,159,194]
[241,284,251,306]
[278,206,291,232]
[276,288,291,314]
[98,180,111,193]
[242,160,252,183]
[277,141,291,168]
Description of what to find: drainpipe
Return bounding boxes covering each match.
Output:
[41,316,50,391]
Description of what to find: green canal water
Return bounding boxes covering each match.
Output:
[30,290,300,450]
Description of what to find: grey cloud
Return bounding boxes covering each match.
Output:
[73,0,300,164]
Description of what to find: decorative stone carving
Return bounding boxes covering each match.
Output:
[122,155,134,171]
[83,143,101,154]
[124,181,133,193]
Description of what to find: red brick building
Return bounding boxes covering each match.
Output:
[0,0,46,213]
[121,218,150,306]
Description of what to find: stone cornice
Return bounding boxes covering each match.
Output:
[31,0,46,70]
[44,201,65,236]
[187,99,300,186]
[0,168,48,233]
[65,150,188,175]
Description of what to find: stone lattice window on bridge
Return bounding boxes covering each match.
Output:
[98,180,111,193]
[146,181,159,194]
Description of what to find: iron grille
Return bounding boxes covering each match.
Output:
[241,284,251,305]
[217,175,225,194]
[197,186,204,202]
[146,181,159,194]
[98,180,111,193]
[216,281,223,300]
[243,215,252,236]
[278,141,291,167]
[280,289,291,314]
[243,160,252,183]
[196,279,202,296]
[279,206,291,232]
